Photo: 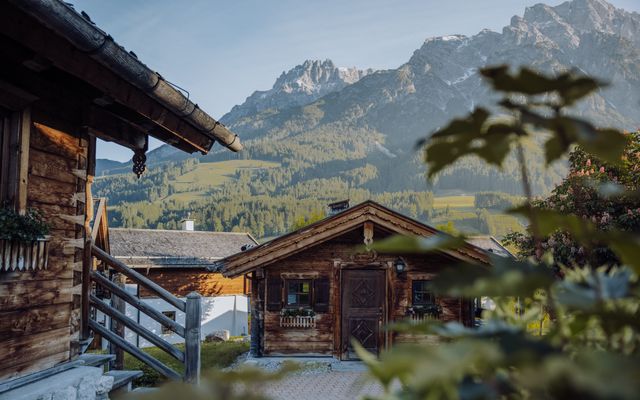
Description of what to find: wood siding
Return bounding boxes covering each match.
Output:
[133,269,247,298]
[0,122,88,380]
[259,228,472,358]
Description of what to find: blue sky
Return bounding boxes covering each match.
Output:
[74,0,640,161]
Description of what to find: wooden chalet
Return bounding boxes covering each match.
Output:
[108,227,257,342]
[221,201,491,360]
[0,0,242,396]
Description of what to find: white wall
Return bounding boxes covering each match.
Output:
[97,291,249,349]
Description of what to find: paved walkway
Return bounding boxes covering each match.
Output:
[262,371,385,400]
[241,357,387,400]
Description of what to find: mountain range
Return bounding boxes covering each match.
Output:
[97,0,640,201]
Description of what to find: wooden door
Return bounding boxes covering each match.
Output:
[341,269,385,359]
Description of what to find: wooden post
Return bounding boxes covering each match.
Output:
[109,273,126,370]
[184,292,201,384]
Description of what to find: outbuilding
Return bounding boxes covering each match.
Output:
[221,201,491,359]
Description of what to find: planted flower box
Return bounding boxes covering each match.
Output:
[280,315,316,329]
[0,237,50,271]
[0,208,51,272]
[280,308,316,328]
[407,304,442,323]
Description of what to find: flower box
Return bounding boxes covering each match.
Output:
[407,304,442,323]
[280,315,316,329]
[0,237,50,272]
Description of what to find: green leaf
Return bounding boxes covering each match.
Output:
[421,109,518,178]
[431,255,556,298]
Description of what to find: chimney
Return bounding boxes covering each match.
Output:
[181,213,195,231]
[327,199,350,216]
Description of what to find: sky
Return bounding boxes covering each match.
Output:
[73,0,640,161]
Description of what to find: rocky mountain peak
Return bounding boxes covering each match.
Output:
[221,59,371,124]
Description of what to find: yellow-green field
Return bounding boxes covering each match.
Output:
[433,195,475,209]
[164,159,280,202]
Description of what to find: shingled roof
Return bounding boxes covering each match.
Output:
[109,228,258,270]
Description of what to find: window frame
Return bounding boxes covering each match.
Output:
[284,279,312,308]
[160,311,176,335]
[412,280,436,306]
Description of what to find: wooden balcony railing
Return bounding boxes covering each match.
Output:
[81,198,201,383]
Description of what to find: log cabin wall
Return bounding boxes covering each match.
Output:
[260,226,470,358]
[0,120,89,380]
[133,270,247,298]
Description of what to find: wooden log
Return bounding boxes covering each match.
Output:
[92,245,186,312]
[71,169,86,181]
[184,292,201,384]
[88,319,181,381]
[27,175,76,207]
[109,273,125,370]
[0,350,70,382]
[91,271,185,337]
[31,123,84,159]
[57,214,84,227]
[90,294,185,363]
[0,327,70,370]
[0,304,71,340]
[0,279,73,311]
[28,148,78,184]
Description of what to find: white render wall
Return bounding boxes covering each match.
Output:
[96,293,249,348]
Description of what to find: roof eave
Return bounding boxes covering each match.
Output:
[11,0,242,153]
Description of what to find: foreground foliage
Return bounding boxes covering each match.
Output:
[360,66,640,399]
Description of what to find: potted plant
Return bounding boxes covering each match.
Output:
[0,208,51,271]
[280,307,316,328]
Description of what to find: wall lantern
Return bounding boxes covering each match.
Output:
[394,257,406,274]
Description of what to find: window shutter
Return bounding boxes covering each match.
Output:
[313,277,330,313]
[266,277,283,311]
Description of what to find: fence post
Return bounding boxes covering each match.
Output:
[185,292,201,384]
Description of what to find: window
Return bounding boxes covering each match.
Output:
[161,311,176,334]
[412,280,435,305]
[285,279,311,307]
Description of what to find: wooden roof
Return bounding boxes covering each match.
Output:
[221,200,491,278]
[1,0,242,154]
[110,228,258,270]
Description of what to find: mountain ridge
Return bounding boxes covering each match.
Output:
[98,0,640,197]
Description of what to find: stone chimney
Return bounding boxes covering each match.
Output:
[181,213,195,231]
[327,199,350,216]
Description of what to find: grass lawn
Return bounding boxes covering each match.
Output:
[125,340,249,387]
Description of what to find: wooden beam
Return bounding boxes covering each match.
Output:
[84,106,147,151]
[16,107,30,212]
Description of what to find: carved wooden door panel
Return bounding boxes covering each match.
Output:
[341,269,385,360]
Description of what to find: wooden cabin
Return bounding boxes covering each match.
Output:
[0,0,241,397]
[221,201,491,360]
[108,227,258,343]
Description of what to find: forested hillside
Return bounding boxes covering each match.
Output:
[94,158,524,240]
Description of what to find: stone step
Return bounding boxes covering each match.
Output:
[105,370,144,394]
[77,354,116,370]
